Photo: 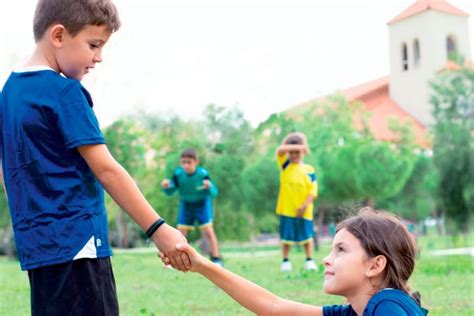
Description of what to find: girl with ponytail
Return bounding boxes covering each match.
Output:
[162,207,428,315]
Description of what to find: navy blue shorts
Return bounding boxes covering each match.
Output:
[177,198,213,230]
[28,257,118,316]
[279,215,314,245]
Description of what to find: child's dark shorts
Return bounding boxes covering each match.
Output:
[279,215,314,245]
[28,257,118,316]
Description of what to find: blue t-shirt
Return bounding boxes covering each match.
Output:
[1,68,112,270]
[323,289,428,316]
[163,166,218,202]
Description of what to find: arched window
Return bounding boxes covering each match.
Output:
[401,42,408,71]
[413,39,420,67]
[446,35,457,60]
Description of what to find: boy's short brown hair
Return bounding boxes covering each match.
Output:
[33,0,121,42]
[181,149,198,161]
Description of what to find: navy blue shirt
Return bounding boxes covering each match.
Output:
[323,289,428,316]
[1,68,112,270]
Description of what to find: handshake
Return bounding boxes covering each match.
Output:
[151,221,207,273]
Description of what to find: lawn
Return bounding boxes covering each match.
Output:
[0,244,473,315]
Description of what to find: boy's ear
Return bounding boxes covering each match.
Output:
[365,255,387,278]
[50,24,67,48]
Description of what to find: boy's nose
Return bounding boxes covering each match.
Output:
[93,53,103,63]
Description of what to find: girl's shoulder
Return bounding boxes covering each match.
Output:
[364,289,428,316]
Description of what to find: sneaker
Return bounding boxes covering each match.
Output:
[280,260,292,272]
[304,259,318,271]
[211,257,224,267]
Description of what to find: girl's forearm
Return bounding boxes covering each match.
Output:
[197,262,322,316]
[198,262,283,315]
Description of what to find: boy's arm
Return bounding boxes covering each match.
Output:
[298,171,318,217]
[203,175,218,198]
[297,194,315,218]
[276,144,308,156]
[78,144,190,271]
[208,181,218,198]
[176,244,323,316]
[162,175,178,196]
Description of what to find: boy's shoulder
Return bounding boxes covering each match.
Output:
[196,166,209,176]
[302,162,315,173]
[173,166,209,178]
[5,69,92,106]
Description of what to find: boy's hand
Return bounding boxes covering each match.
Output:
[296,205,307,218]
[152,224,191,272]
[202,179,211,190]
[160,243,208,273]
[161,179,171,189]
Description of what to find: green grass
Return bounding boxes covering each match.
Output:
[1,244,473,315]
[417,230,474,251]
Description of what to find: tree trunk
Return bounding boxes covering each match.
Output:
[116,211,125,248]
[1,221,15,258]
[314,207,326,251]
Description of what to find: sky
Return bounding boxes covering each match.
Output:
[0,0,473,126]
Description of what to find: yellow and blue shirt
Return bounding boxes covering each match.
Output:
[276,153,318,220]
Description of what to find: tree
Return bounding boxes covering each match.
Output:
[103,119,149,247]
[295,95,417,206]
[430,67,474,233]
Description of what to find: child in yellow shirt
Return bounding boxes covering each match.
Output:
[276,132,318,271]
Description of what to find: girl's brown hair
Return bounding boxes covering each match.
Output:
[33,0,121,42]
[337,207,421,305]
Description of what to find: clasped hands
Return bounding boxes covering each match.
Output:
[152,223,191,271]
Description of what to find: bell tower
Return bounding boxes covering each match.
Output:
[388,0,471,124]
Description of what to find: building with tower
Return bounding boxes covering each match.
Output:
[286,0,471,146]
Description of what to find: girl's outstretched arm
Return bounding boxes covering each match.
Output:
[174,243,323,316]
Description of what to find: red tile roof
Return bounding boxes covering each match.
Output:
[346,77,428,147]
[287,77,429,147]
[388,0,469,25]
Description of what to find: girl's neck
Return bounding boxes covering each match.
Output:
[346,287,378,316]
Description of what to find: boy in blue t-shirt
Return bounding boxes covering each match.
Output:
[162,149,223,266]
[0,1,190,314]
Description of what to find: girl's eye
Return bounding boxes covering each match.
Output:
[337,246,345,253]
[89,44,99,49]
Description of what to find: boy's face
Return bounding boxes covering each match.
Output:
[181,157,198,174]
[288,150,303,163]
[54,24,112,80]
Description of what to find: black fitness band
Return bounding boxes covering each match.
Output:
[146,218,166,239]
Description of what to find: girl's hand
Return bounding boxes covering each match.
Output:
[160,243,209,273]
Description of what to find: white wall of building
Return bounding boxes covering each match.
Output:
[389,11,471,125]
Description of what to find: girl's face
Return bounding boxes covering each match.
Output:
[322,228,371,297]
